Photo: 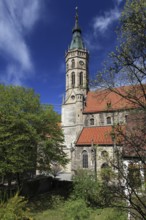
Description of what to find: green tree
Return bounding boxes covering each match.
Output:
[0,85,67,190]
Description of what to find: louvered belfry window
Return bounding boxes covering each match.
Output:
[79,72,83,85]
[72,72,75,87]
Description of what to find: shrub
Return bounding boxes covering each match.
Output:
[63,199,91,220]
[72,169,113,207]
[0,193,32,220]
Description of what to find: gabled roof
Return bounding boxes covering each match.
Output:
[83,86,139,113]
[76,126,113,145]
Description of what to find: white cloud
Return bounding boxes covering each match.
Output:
[0,0,42,85]
[93,7,121,34]
[84,34,102,51]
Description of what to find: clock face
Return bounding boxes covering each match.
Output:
[79,60,84,66]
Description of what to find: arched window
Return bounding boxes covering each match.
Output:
[82,150,88,168]
[79,72,83,86]
[107,116,111,124]
[125,115,128,123]
[90,118,94,126]
[101,163,109,169]
[72,72,75,87]
[101,150,108,158]
[71,59,75,68]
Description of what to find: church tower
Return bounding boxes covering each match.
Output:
[62,8,89,172]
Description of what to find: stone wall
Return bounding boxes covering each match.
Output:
[83,110,129,127]
[72,145,114,175]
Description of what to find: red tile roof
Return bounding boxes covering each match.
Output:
[83,86,140,113]
[76,126,113,145]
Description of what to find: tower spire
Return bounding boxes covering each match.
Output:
[70,7,85,50]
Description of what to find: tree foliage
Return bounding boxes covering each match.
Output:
[0,85,67,188]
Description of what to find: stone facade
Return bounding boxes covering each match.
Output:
[83,110,129,127]
[61,10,130,175]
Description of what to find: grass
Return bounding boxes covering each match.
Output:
[33,208,126,220]
[29,193,127,220]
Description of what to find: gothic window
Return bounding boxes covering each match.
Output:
[125,115,128,123]
[107,116,111,125]
[90,118,94,126]
[82,150,88,168]
[72,72,75,87]
[79,72,83,86]
[71,59,75,68]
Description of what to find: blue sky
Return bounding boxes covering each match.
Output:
[0,0,124,113]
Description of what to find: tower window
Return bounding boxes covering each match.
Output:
[79,72,83,86]
[71,59,75,68]
[90,118,94,126]
[82,150,88,168]
[72,72,75,87]
[107,116,111,125]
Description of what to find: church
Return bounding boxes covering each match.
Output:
[61,9,142,177]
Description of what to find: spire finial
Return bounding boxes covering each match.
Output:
[75,6,78,24]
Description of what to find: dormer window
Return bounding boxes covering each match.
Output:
[71,59,75,68]
[107,116,111,125]
[107,101,111,109]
